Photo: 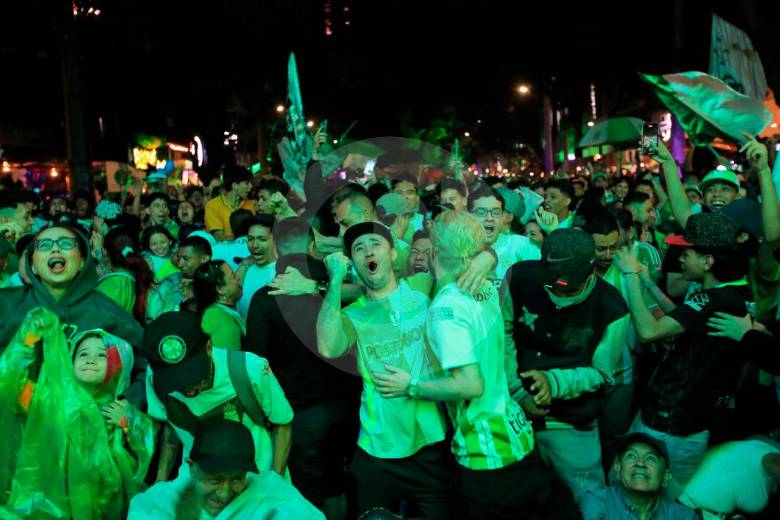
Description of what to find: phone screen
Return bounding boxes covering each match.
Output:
[641,123,659,155]
[364,159,376,177]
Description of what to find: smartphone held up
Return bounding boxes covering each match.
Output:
[640,123,659,155]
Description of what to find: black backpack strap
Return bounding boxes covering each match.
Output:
[226,349,270,429]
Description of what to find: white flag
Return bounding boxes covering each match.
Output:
[709,13,768,100]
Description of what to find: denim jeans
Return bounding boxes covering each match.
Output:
[535,427,605,503]
[629,414,710,499]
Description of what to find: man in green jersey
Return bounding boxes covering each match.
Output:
[315,222,450,519]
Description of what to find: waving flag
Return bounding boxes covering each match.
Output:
[640,71,771,146]
[709,14,768,101]
[282,53,313,194]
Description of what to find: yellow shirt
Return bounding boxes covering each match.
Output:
[204,196,256,239]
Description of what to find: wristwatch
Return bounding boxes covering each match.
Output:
[316,280,328,296]
[408,377,420,398]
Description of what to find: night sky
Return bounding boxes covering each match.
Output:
[1,0,778,170]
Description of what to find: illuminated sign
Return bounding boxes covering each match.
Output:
[660,112,672,142]
[133,147,157,170]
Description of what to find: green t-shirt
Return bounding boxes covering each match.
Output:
[342,275,447,459]
[96,271,136,315]
[427,281,534,470]
[202,304,244,350]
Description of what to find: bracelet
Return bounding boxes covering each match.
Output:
[621,271,641,276]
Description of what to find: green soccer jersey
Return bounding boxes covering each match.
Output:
[96,271,136,315]
[342,275,447,459]
[427,281,534,470]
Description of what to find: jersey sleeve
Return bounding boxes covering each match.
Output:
[340,312,358,351]
[248,355,295,426]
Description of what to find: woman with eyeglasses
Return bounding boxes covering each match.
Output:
[193,260,245,350]
[0,225,143,365]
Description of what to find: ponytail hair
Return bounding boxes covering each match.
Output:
[193,260,227,316]
[104,226,154,322]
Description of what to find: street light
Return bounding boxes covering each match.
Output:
[275,104,285,113]
[306,120,315,128]
[464,131,470,137]
[587,121,595,127]
[516,84,530,95]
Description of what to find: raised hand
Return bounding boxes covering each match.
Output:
[740,132,769,172]
[324,252,350,282]
[534,208,559,234]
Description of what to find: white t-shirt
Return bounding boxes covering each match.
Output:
[238,262,277,319]
[492,233,541,282]
[145,348,294,480]
[212,237,250,271]
[128,470,324,519]
[680,439,780,515]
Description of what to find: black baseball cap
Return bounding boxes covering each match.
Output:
[720,198,762,241]
[541,228,595,290]
[343,222,394,259]
[190,420,258,474]
[619,432,670,466]
[664,211,740,248]
[143,311,211,396]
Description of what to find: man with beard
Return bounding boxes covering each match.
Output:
[580,433,696,519]
[245,217,360,519]
[623,192,658,246]
[129,421,320,519]
[236,214,277,318]
[316,222,450,519]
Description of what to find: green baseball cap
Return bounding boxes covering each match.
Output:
[700,170,740,192]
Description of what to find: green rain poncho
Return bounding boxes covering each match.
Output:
[0,307,156,519]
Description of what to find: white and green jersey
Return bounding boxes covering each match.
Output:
[427,281,534,470]
[342,274,447,459]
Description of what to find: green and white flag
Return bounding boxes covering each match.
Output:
[641,71,771,146]
[709,13,768,101]
[282,53,313,194]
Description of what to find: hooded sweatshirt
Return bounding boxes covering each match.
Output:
[0,245,146,405]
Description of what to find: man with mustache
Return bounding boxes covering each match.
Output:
[580,433,696,519]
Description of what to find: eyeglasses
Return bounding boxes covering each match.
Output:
[472,208,502,218]
[35,237,78,252]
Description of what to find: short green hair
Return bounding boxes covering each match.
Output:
[430,210,486,276]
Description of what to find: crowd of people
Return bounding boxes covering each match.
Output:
[0,130,779,520]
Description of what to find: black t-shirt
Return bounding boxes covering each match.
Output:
[641,283,755,435]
